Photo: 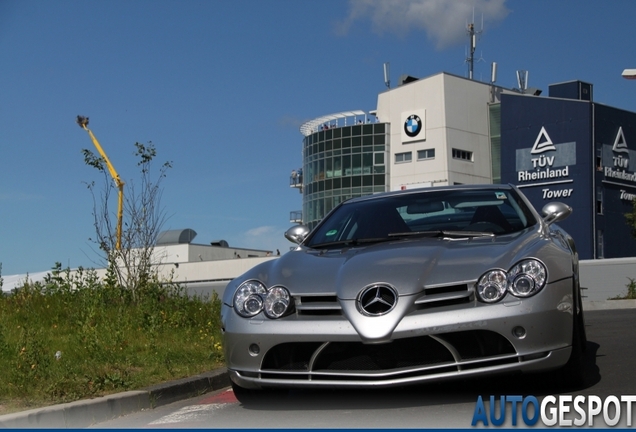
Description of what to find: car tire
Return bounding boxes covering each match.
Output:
[560,296,587,388]
[231,381,286,405]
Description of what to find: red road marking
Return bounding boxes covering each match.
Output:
[198,388,237,405]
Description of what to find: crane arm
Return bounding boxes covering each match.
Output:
[76,116,124,187]
[77,115,124,250]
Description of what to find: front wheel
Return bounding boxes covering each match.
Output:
[231,381,287,405]
[560,301,587,388]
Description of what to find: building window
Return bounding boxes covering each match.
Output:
[417,148,435,160]
[395,152,412,163]
[452,148,473,161]
[596,186,603,214]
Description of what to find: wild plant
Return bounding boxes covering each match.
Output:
[0,263,223,411]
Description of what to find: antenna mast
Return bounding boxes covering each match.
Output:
[466,16,483,80]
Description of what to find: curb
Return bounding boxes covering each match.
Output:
[0,368,229,429]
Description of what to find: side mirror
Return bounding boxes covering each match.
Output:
[285,225,310,244]
[541,202,572,226]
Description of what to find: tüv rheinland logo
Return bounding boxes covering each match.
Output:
[515,126,576,184]
[471,395,636,427]
[604,126,636,182]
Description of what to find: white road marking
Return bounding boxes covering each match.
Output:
[149,403,226,425]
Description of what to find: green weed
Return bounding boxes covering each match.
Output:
[0,264,224,413]
[609,277,636,300]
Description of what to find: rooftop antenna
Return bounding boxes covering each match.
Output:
[516,70,528,93]
[383,62,391,89]
[489,62,498,103]
[514,69,542,96]
[466,11,483,80]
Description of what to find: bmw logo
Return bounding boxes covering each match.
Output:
[404,115,422,137]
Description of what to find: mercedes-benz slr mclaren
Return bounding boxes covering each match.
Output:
[221,185,586,401]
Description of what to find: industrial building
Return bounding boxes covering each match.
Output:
[154,228,272,263]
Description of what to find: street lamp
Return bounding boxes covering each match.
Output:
[622,69,636,80]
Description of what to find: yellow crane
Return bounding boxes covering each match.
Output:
[76,115,124,250]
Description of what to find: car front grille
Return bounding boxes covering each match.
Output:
[294,295,342,316]
[259,330,521,382]
[414,283,473,309]
[294,283,474,316]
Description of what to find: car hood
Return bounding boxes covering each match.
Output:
[234,227,571,301]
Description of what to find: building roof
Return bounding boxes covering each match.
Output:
[299,110,366,136]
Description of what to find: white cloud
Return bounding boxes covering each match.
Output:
[245,225,277,237]
[237,225,292,254]
[336,0,510,49]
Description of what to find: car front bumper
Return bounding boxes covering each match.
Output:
[222,278,575,389]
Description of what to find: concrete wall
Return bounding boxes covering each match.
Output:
[1,257,277,294]
[153,244,271,263]
[579,257,636,301]
[5,255,633,303]
[154,256,277,283]
[163,256,635,302]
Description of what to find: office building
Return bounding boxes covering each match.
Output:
[291,72,636,259]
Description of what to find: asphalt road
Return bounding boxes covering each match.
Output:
[91,309,634,429]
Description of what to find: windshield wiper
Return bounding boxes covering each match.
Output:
[309,237,395,249]
[389,230,495,239]
[309,230,495,249]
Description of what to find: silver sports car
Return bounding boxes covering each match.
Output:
[221,184,586,400]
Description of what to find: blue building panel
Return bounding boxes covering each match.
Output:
[548,81,593,102]
[500,93,594,259]
[594,104,636,258]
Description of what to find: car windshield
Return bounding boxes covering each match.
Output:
[305,188,537,248]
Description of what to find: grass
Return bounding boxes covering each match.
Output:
[0,265,224,415]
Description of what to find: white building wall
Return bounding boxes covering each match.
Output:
[186,244,269,261]
[153,244,190,263]
[377,73,447,190]
[153,256,278,283]
[443,74,493,185]
[375,72,494,190]
[152,244,270,264]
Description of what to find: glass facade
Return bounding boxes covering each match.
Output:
[302,123,390,229]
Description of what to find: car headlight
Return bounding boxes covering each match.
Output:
[233,280,267,317]
[508,259,547,297]
[233,280,292,319]
[263,286,290,318]
[476,259,547,303]
[476,270,508,303]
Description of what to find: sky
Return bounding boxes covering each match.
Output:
[1,0,636,276]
